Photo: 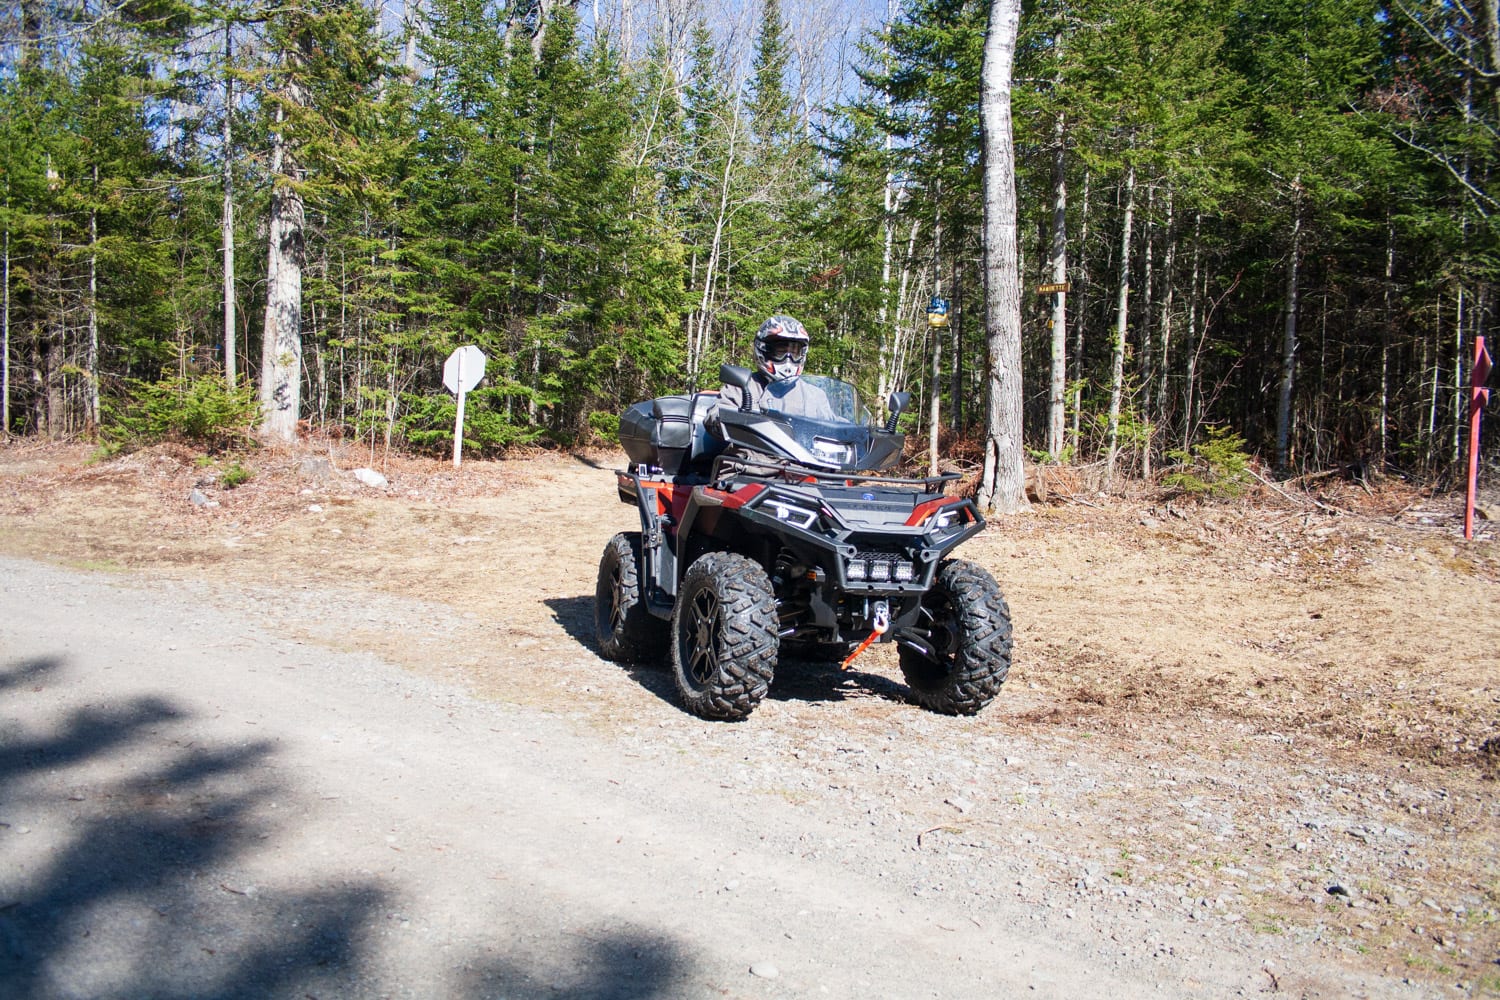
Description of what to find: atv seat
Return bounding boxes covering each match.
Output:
[619,393,725,478]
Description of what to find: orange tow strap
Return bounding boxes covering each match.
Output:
[841,604,890,670]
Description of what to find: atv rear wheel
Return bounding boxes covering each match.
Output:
[595,532,668,663]
[897,558,1012,715]
[671,551,779,720]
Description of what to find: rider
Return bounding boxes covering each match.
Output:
[716,315,838,421]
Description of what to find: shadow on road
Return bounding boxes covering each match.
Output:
[0,659,388,999]
[542,596,913,713]
[768,657,912,708]
[0,655,62,693]
[461,929,699,998]
[545,595,682,709]
[571,452,617,472]
[0,655,698,999]
[545,593,599,650]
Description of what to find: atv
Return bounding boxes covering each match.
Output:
[594,363,1013,720]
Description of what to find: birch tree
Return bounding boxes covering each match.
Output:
[976,0,1026,513]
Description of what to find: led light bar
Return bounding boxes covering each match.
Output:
[771,502,818,529]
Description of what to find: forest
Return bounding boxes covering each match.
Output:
[1,0,1497,488]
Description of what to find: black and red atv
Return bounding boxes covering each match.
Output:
[594,364,1013,720]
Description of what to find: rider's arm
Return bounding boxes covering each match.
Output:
[707,382,748,438]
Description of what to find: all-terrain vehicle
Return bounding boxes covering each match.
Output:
[594,364,1013,720]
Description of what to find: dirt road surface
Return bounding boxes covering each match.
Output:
[0,442,1496,999]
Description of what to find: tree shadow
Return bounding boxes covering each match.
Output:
[0,656,63,693]
[460,926,700,999]
[0,653,701,998]
[0,679,390,1000]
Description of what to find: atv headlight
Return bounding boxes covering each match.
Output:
[893,561,915,583]
[932,509,958,530]
[868,561,891,582]
[846,559,867,581]
[811,438,854,465]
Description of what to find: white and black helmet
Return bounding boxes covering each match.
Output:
[753,315,810,383]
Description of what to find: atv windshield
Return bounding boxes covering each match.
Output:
[799,376,872,427]
[719,376,901,473]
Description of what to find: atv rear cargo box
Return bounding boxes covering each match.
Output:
[619,394,720,475]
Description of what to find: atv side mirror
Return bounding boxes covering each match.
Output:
[885,391,911,434]
[721,364,755,412]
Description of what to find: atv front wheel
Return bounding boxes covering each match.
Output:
[897,559,1012,715]
[671,552,779,720]
[595,532,668,663]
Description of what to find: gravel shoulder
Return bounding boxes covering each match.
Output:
[0,440,1497,998]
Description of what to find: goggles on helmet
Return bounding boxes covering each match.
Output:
[759,338,808,363]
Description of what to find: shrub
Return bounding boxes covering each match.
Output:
[588,410,621,444]
[110,374,260,452]
[1164,426,1252,498]
[219,461,252,489]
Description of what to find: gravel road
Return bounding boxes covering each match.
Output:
[0,553,1440,999]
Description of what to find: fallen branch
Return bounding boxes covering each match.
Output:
[916,825,946,848]
[1248,468,1351,517]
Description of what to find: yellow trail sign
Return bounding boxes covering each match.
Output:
[1036,282,1071,295]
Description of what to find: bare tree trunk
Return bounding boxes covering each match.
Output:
[1046,107,1068,460]
[1275,185,1303,472]
[1140,182,1154,414]
[1452,285,1465,464]
[1071,169,1089,453]
[47,321,64,438]
[1155,191,1175,426]
[401,0,420,73]
[1105,163,1135,487]
[688,105,742,388]
[87,198,99,430]
[1182,212,1202,452]
[976,0,1027,513]
[1379,212,1394,462]
[927,322,942,475]
[531,0,552,59]
[260,99,306,442]
[876,123,898,409]
[1426,295,1441,462]
[2,206,9,435]
[928,190,944,477]
[890,218,922,396]
[949,261,962,428]
[222,17,237,385]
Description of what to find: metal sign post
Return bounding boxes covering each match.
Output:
[1465,336,1492,540]
[443,345,487,469]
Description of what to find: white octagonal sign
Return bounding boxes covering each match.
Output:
[443,345,486,394]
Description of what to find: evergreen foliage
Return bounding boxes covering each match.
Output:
[109,373,260,451]
[1,0,1494,484]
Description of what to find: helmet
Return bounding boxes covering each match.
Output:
[753,315,810,383]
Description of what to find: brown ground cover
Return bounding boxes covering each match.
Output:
[2,437,1497,994]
